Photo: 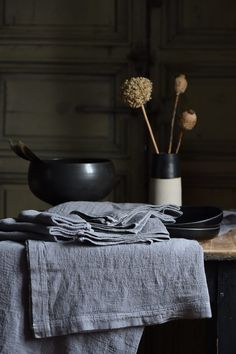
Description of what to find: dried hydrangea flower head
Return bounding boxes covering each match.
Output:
[180,110,197,130]
[121,77,152,108]
[176,109,197,153]
[175,74,188,95]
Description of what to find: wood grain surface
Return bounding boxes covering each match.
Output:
[200,230,236,260]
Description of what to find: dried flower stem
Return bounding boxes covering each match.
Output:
[175,130,184,153]
[168,94,180,153]
[141,105,159,154]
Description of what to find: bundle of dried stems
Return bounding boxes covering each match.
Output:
[121,74,197,154]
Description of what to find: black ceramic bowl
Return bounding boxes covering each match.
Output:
[172,206,223,227]
[28,158,115,205]
[165,206,223,240]
[166,225,220,240]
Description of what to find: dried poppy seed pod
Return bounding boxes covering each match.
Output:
[175,74,188,95]
[175,110,197,153]
[180,110,197,130]
[168,74,188,153]
[121,77,153,108]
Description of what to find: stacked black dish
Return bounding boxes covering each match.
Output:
[166,206,223,240]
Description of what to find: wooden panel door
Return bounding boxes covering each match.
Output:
[0,0,149,216]
[149,0,236,208]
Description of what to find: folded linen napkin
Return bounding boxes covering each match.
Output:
[47,201,182,243]
[26,239,211,342]
[0,202,181,244]
[0,216,90,236]
[0,214,169,244]
[0,211,91,242]
[48,201,181,230]
[18,209,91,230]
[219,210,236,235]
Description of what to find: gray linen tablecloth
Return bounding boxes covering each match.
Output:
[26,238,211,353]
[0,202,212,354]
[0,238,211,354]
[0,241,143,354]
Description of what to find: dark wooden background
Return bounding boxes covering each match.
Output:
[1,0,236,215]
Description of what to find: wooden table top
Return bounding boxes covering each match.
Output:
[200,230,236,260]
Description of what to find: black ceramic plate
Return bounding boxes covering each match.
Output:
[168,206,223,228]
[166,224,220,240]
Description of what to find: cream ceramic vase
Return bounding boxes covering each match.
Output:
[149,153,182,206]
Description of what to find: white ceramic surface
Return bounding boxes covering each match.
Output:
[149,177,182,206]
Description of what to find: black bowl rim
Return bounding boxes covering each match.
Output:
[31,158,113,165]
[166,224,220,240]
[173,206,223,226]
[166,225,220,231]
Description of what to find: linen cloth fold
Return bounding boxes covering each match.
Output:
[26,238,211,343]
[219,209,236,235]
[0,241,143,354]
[48,201,181,244]
[0,202,182,245]
[0,212,91,242]
[48,201,181,230]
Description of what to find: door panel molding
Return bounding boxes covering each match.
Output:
[161,0,236,48]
